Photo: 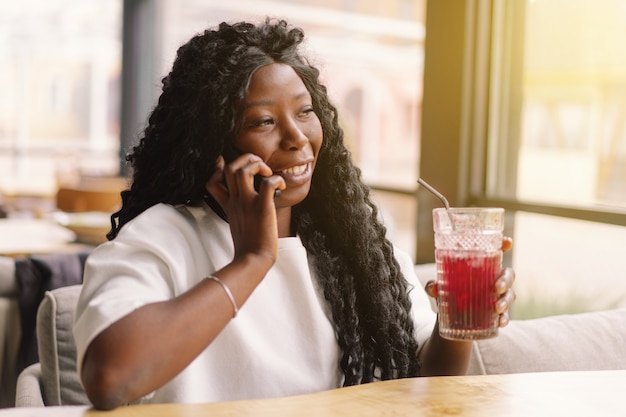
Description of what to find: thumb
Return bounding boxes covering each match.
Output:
[425,280,438,299]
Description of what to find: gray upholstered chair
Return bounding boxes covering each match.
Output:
[0,256,20,408]
[467,308,626,375]
[15,285,90,406]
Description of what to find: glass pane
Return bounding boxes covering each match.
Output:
[0,1,122,202]
[501,0,626,209]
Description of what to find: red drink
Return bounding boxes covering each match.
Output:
[432,207,505,340]
[436,249,502,340]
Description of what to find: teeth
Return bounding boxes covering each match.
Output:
[281,164,307,175]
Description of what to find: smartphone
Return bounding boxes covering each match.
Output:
[222,143,279,197]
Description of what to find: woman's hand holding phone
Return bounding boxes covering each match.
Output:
[205,146,285,264]
[222,143,281,198]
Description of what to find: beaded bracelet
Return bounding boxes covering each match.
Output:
[205,275,238,318]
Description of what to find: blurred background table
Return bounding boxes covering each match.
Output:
[0,175,126,254]
[0,219,92,258]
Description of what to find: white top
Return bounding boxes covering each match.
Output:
[73,203,436,404]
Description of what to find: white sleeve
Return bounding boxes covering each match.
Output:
[72,204,208,376]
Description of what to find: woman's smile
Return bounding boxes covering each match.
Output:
[275,161,312,184]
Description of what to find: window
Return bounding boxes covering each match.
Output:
[419,0,626,318]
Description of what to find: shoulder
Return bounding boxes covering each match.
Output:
[102,202,231,267]
[90,203,209,269]
[116,203,201,243]
[128,203,196,229]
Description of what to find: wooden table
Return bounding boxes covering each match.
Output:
[1,370,624,416]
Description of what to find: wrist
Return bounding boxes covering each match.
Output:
[232,251,274,276]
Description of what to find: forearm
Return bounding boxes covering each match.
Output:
[81,253,272,410]
[418,320,473,376]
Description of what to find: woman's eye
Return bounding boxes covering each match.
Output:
[299,107,315,117]
[250,118,273,127]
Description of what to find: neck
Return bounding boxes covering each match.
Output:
[276,207,294,238]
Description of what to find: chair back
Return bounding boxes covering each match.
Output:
[35,285,89,405]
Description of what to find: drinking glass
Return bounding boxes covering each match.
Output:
[433,207,504,340]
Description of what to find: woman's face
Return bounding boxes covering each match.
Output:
[234,63,323,208]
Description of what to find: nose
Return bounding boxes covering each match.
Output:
[281,118,309,150]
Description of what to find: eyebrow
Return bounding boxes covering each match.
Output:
[244,91,311,110]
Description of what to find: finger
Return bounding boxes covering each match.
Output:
[502,236,513,252]
[499,310,510,328]
[495,288,516,314]
[424,280,438,299]
[230,155,267,196]
[494,267,515,295]
[257,175,286,200]
[234,153,272,176]
[205,156,227,203]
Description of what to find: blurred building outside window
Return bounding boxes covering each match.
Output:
[0,0,122,216]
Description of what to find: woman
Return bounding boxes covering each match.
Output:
[73,18,515,410]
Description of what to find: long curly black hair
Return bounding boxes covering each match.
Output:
[109,18,421,385]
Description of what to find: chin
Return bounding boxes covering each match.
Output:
[277,185,311,208]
